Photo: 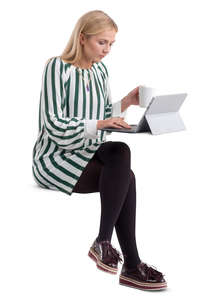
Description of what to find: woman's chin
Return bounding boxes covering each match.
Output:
[94,56,104,62]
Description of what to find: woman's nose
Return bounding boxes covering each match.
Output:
[103,46,110,54]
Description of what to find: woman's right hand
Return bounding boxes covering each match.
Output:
[97,117,131,130]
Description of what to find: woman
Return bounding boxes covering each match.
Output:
[32,10,167,291]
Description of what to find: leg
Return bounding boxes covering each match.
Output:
[72,151,103,193]
[73,141,131,242]
[73,141,140,265]
[94,141,132,242]
[115,170,141,268]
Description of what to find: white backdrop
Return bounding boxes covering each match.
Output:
[1,0,205,299]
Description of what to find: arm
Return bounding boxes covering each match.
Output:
[121,96,132,112]
[42,58,98,150]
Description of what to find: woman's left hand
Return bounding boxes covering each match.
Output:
[126,86,139,106]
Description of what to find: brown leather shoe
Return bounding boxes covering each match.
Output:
[88,238,123,274]
[119,262,167,291]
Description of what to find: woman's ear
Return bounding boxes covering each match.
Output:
[79,33,85,46]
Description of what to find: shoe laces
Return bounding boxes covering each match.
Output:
[142,263,164,281]
[101,241,123,264]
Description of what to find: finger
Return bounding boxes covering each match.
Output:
[122,120,130,125]
[121,121,131,128]
[115,122,131,129]
[112,124,125,128]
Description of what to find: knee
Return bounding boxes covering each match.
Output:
[107,141,131,164]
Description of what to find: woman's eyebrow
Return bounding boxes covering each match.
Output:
[100,39,116,43]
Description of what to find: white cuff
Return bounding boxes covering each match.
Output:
[84,119,99,139]
[112,100,127,118]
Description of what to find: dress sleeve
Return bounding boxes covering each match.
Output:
[104,75,128,120]
[42,57,98,151]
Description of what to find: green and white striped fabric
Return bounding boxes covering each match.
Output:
[32,56,127,195]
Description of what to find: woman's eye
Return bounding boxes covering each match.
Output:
[99,42,113,46]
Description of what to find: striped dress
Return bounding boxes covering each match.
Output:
[32,56,127,196]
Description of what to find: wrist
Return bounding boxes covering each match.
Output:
[125,96,132,106]
[97,120,105,130]
[121,96,131,113]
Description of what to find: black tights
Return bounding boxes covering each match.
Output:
[73,141,141,267]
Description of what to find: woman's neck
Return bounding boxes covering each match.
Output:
[74,58,93,69]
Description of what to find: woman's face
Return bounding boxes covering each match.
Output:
[80,29,116,63]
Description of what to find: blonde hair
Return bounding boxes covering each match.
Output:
[47,10,118,65]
